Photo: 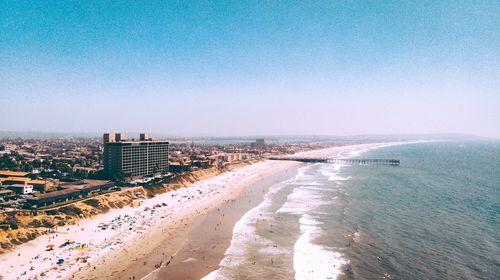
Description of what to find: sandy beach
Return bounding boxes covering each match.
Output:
[139,165,301,280]
[0,160,300,280]
[0,142,403,280]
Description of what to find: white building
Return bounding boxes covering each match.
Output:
[6,184,34,195]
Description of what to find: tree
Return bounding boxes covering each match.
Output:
[0,154,15,169]
[114,171,127,182]
[32,159,42,168]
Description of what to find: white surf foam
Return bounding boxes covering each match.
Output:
[201,179,292,279]
[321,171,352,181]
[277,166,348,280]
[277,186,327,214]
[278,190,347,279]
[200,269,228,280]
[293,214,346,280]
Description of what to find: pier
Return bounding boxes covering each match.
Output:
[268,157,400,166]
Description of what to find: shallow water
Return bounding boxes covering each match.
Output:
[204,141,500,280]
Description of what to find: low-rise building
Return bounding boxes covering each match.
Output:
[26,189,81,207]
[0,170,30,178]
[5,184,33,195]
[168,162,192,173]
[0,177,54,192]
[218,153,243,163]
[29,179,55,192]
[60,180,114,195]
[25,180,114,208]
[0,189,16,198]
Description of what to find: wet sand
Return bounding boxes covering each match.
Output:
[0,161,299,280]
[66,161,301,280]
[141,167,300,280]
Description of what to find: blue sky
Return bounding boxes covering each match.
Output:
[1,1,499,137]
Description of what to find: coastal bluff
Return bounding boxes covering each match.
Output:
[0,160,257,254]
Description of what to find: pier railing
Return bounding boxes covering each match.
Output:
[268,157,400,166]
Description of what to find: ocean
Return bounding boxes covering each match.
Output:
[203,141,500,280]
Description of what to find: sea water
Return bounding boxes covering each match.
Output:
[203,141,499,280]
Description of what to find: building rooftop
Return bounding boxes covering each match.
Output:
[28,188,80,201]
[4,184,32,188]
[30,179,51,185]
[0,189,15,195]
[0,177,31,182]
[104,140,169,145]
[0,177,51,184]
[0,171,30,177]
[60,180,112,190]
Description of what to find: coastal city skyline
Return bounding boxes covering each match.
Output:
[1,1,499,138]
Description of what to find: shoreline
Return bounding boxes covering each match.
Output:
[0,142,411,280]
[165,141,415,280]
[0,160,255,256]
[69,160,301,280]
[138,165,301,280]
[0,160,301,280]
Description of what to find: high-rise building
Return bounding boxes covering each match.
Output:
[103,133,115,143]
[139,133,150,141]
[115,132,125,142]
[103,133,169,179]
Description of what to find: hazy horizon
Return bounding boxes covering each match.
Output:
[1,1,499,138]
[0,130,493,141]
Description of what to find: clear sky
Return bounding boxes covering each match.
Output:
[1,1,499,138]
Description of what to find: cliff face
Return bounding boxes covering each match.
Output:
[0,160,257,254]
[0,187,147,254]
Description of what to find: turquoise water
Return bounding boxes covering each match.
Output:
[206,141,499,280]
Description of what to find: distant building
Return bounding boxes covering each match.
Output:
[255,138,265,147]
[103,133,169,179]
[217,153,245,164]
